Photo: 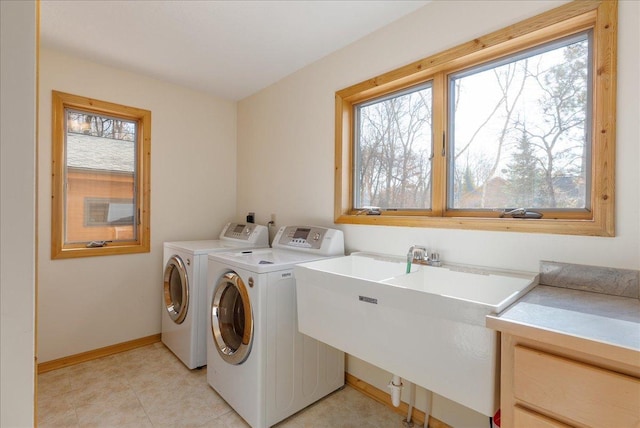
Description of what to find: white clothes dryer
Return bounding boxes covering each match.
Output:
[162,222,268,369]
[206,226,345,428]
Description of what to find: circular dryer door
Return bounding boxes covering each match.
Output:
[163,255,189,324]
[211,272,253,365]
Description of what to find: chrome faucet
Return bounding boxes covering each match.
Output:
[406,245,426,273]
[407,245,427,263]
[406,245,442,273]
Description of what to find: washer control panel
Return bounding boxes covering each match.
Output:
[273,226,344,256]
[220,222,269,245]
[282,227,323,248]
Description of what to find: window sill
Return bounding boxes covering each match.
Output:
[51,242,150,259]
[334,213,613,237]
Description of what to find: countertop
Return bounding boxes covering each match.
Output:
[487,285,640,360]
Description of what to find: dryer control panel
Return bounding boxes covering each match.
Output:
[273,226,344,256]
[220,222,269,245]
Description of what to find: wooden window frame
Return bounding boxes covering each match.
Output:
[335,0,616,236]
[51,91,151,258]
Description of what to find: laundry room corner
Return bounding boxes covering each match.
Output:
[36,48,238,364]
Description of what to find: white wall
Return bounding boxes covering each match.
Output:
[37,49,238,362]
[237,1,640,426]
[0,1,37,426]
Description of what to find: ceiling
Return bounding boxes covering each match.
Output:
[40,1,429,101]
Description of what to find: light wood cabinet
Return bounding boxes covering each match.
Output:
[498,332,640,427]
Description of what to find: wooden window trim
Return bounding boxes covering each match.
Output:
[51,91,151,258]
[335,0,616,236]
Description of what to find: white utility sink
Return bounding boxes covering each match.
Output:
[294,252,538,417]
[381,263,537,313]
[294,251,417,281]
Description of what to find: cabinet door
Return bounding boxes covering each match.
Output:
[513,345,640,427]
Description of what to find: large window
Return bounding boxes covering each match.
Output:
[51,91,151,258]
[335,0,616,236]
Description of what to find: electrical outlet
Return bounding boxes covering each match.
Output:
[270,213,276,224]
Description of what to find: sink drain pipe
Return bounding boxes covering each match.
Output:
[388,375,403,407]
[388,376,433,428]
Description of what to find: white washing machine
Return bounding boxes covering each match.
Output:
[162,222,268,369]
[207,226,345,428]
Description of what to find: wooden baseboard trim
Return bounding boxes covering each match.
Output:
[37,333,161,374]
[345,373,450,428]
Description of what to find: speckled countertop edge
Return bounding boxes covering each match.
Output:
[489,285,640,352]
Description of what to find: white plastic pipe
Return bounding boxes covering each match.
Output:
[387,375,403,407]
[423,388,433,428]
[406,381,416,423]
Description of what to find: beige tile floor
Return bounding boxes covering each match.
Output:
[38,342,409,427]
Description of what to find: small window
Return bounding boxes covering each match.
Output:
[51,91,151,258]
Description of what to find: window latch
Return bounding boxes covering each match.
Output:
[355,206,382,216]
[499,208,543,219]
[86,240,111,248]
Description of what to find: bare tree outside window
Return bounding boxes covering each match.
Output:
[352,33,590,214]
[355,84,433,209]
[67,110,136,141]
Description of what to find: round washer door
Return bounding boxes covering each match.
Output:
[163,255,189,324]
[211,272,253,365]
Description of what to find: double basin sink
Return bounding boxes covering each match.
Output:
[294,252,538,416]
